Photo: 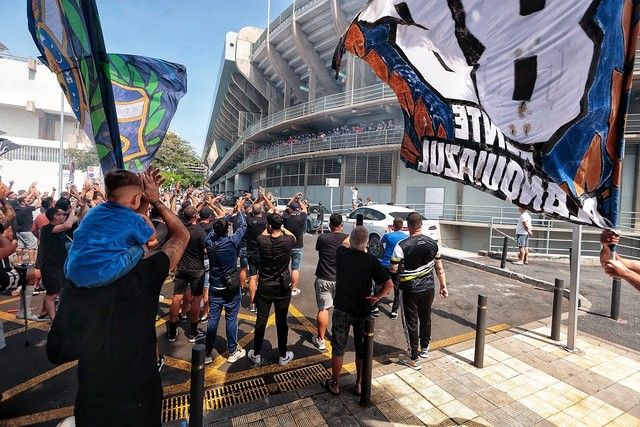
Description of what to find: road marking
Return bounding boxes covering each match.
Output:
[0,311,49,332]
[0,405,74,427]
[429,322,511,350]
[1,361,77,403]
[0,296,20,306]
[287,303,333,357]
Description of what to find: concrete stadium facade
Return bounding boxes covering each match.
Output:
[202,0,640,253]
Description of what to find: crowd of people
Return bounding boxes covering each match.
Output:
[0,167,637,425]
[246,120,399,157]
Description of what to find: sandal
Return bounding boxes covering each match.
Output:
[322,379,340,396]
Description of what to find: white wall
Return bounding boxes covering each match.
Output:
[0,108,39,139]
[396,165,458,205]
[0,159,85,193]
[0,57,73,114]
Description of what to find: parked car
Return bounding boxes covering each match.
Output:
[305,204,332,234]
[342,204,440,257]
[275,197,292,212]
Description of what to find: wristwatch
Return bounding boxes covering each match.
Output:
[151,200,164,208]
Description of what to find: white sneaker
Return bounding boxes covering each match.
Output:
[419,348,429,358]
[205,353,213,364]
[279,351,294,366]
[227,347,246,363]
[512,260,524,265]
[399,353,422,371]
[312,336,326,350]
[247,349,261,365]
[291,288,301,296]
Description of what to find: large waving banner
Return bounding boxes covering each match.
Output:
[109,54,186,172]
[333,0,639,228]
[28,0,187,173]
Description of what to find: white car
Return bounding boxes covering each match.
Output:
[342,204,440,257]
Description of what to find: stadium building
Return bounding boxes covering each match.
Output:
[202,0,640,254]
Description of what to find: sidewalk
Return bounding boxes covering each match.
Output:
[195,317,640,427]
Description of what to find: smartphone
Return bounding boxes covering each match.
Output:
[356,213,364,226]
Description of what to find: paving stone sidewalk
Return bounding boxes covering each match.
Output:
[197,317,640,427]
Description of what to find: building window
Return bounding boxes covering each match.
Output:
[344,153,392,185]
[307,158,340,186]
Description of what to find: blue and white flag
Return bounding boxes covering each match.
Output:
[334,0,639,228]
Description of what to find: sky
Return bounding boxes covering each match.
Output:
[0,0,292,156]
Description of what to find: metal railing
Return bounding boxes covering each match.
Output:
[488,217,640,260]
[239,128,401,170]
[210,83,397,179]
[626,113,640,134]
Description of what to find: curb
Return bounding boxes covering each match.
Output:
[441,254,591,309]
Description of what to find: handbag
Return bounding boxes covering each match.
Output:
[212,239,240,292]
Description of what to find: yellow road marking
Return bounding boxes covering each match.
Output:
[430,322,511,350]
[0,405,74,427]
[1,362,77,403]
[0,296,20,305]
[163,355,192,373]
[0,311,49,332]
[287,303,333,357]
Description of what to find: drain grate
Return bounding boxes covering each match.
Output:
[274,364,330,392]
[204,377,269,411]
[161,378,268,423]
[161,393,189,423]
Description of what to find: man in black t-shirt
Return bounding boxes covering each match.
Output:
[245,190,274,312]
[167,206,207,343]
[248,213,297,366]
[47,168,189,425]
[390,212,448,371]
[325,226,392,396]
[282,195,307,296]
[312,213,348,351]
[15,195,39,265]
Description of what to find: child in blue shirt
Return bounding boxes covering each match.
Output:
[64,170,156,287]
[380,217,408,318]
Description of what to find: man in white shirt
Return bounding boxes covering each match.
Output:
[514,208,533,265]
[350,185,358,209]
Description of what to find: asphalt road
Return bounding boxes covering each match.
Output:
[480,255,640,352]
[0,233,615,426]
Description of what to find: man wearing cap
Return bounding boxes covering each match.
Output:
[282,193,307,296]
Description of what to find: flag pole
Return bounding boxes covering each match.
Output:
[59,90,64,193]
[80,0,124,170]
[566,223,582,351]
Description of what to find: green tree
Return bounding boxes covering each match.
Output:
[152,132,203,187]
[68,148,99,171]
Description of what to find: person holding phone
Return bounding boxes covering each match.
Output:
[282,192,307,296]
[248,213,296,366]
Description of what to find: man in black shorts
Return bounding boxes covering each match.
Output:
[325,226,393,396]
[390,212,448,370]
[167,205,207,343]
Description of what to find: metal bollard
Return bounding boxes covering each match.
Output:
[474,295,487,368]
[189,344,206,427]
[611,277,621,320]
[550,279,564,341]
[360,317,375,407]
[500,236,508,269]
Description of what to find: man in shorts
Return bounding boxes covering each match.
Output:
[167,206,207,343]
[513,207,533,265]
[324,226,392,396]
[312,213,348,351]
[282,195,307,296]
[15,195,39,265]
